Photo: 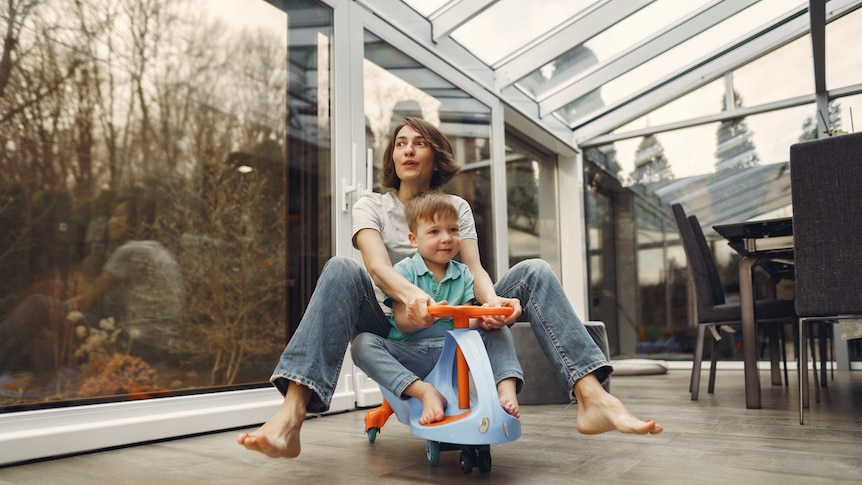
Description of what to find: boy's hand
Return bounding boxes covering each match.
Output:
[477,297,521,329]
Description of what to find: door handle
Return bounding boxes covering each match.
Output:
[342,143,372,212]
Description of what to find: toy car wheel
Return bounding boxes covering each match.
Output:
[367,427,378,443]
[426,440,440,467]
[478,449,492,474]
[459,450,473,475]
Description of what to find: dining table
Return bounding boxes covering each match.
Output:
[713,217,794,409]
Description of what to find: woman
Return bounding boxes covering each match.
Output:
[238,117,661,459]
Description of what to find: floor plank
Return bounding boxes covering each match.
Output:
[1,369,860,484]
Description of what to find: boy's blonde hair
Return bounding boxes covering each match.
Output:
[404,191,459,233]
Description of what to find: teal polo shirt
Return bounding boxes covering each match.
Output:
[385,252,474,341]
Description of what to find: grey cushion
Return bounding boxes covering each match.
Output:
[512,321,610,405]
[610,359,668,376]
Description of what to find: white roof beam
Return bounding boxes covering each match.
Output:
[583,93,816,147]
[354,0,497,103]
[494,0,653,91]
[572,7,813,143]
[538,0,760,117]
[573,0,862,143]
[430,0,500,42]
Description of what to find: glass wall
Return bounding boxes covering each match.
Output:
[583,5,862,361]
[585,185,620,355]
[1,0,298,409]
[362,32,496,277]
[504,134,561,275]
[632,199,688,357]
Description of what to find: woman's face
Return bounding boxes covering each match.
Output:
[107,201,131,242]
[392,124,436,187]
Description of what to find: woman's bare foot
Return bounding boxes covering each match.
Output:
[237,418,303,458]
[237,382,310,458]
[497,378,520,418]
[405,380,447,425]
[573,374,663,435]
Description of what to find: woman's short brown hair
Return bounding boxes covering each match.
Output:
[380,117,460,190]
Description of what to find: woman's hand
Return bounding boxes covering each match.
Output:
[357,228,437,332]
[403,291,437,330]
[476,297,521,330]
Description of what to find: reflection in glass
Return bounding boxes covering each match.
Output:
[633,202,687,357]
[362,32,495,277]
[504,135,560,275]
[585,182,620,355]
[585,101,816,358]
[1,0,292,409]
[287,2,333,339]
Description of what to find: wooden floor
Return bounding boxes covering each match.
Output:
[1,368,860,484]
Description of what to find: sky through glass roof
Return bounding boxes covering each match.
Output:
[394,0,861,145]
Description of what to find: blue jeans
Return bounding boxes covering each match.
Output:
[350,326,524,400]
[271,257,391,412]
[272,257,610,413]
[496,259,612,391]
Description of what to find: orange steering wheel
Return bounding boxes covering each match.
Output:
[427,304,513,329]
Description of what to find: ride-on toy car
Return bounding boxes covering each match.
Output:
[363,304,521,475]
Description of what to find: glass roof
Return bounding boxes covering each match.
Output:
[448,0,595,66]
[358,0,861,228]
[372,0,862,145]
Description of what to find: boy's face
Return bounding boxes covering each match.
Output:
[408,213,461,269]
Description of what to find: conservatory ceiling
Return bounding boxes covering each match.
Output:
[355,0,861,148]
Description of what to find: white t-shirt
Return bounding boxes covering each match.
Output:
[351,191,477,312]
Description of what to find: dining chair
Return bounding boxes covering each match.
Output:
[672,203,797,400]
[789,132,862,424]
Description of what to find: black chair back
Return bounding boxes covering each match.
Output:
[790,132,862,317]
[689,214,726,306]
[672,203,725,321]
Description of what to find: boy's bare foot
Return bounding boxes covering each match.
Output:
[573,374,663,435]
[405,380,447,425]
[237,382,310,458]
[497,378,520,418]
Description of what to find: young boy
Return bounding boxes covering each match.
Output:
[350,191,522,425]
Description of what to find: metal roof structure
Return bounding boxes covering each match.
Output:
[356,0,861,149]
